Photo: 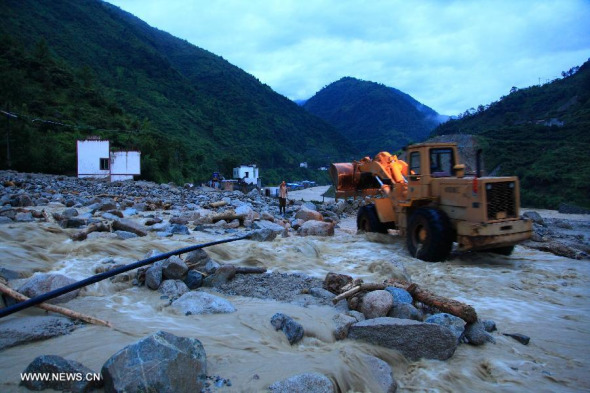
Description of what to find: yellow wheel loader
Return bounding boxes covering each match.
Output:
[330,142,532,261]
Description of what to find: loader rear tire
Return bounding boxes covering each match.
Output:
[357,204,388,234]
[407,208,453,262]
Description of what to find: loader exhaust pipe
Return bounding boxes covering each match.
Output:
[476,149,482,178]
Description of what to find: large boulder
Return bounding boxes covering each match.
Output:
[203,264,236,287]
[0,316,77,350]
[162,256,188,280]
[159,279,189,300]
[384,287,413,304]
[252,220,285,236]
[297,221,334,237]
[348,317,458,361]
[269,372,334,393]
[425,313,466,342]
[145,264,163,290]
[171,292,236,315]
[387,303,423,321]
[101,331,206,393]
[361,290,394,319]
[16,273,80,304]
[332,313,357,340]
[270,313,304,345]
[21,355,102,392]
[295,207,323,222]
[359,354,397,393]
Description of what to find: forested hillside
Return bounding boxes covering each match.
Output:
[0,0,355,184]
[303,77,445,156]
[432,60,590,209]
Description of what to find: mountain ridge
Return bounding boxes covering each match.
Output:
[303,76,445,156]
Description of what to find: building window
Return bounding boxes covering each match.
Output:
[100,158,110,170]
[244,171,249,178]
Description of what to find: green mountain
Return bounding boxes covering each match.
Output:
[0,0,356,184]
[303,77,445,156]
[432,60,590,209]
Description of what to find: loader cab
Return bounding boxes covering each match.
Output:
[406,143,461,199]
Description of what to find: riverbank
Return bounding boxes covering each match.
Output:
[1,171,589,392]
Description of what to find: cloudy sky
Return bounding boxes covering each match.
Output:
[108,0,590,115]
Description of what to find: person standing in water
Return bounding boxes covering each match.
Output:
[278,181,288,215]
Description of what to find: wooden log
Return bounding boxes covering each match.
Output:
[208,200,228,208]
[0,282,112,328]
[333,278,478,323]
[210,213,246,223]
[71,222,111,241]
[235,266,267,274]
[385,278,478,323]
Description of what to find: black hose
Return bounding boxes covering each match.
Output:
[0,234,250,319]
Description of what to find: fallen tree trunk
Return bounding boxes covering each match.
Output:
[235,266,267,274]
[0,281,112,328]
[211,212,246,223]
[332,279,478,323]
[71,222,111,241]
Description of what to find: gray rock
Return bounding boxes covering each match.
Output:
[15,212,34,222]
[384,287,413,304]
[464,320,496,345]
[115,230,138,240]
[503,332,530,345]
[169,224,190,235]
[332,313,357,340]
[0,216,12,224]
[522,211,545,226]
[360,354,397,393]
[62,208,79,218]
[60,217,88,228]
[16,273,80,305]
[361,290,394,319]
[253,220,285,235]
[297,220,334,236]
[162,256,188,279]
[203,264,236,287]
[183,270,203,290]
[101,331,207,393]
[309,287,335,300]
[10,194,33,207]
[269,373,334,393]
[295,207,323,222]
[21,355,102,392]
[145,265,163,290]
[270,312,304,345]
[171,292,236,315]
[159,279,189,300]
[387,303,423,321]
[348,317,458,361]
[112,218,148,237]
[425,313,466,342]
[184,249,212,270]
[248,228,278,242]
[0,316,77,350]
[482,319,497,332]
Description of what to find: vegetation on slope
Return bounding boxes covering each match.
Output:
[303,77,444,157]
[0,0,355,185]
[432,61,590,209]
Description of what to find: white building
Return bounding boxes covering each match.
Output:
[77,139,141,181]
[299,162,308,168]
[233,164,259,185]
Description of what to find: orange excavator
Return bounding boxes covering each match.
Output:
[331,142,532,261]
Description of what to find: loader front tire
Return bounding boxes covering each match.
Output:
[407,208,453,262]
[357,204,388,234]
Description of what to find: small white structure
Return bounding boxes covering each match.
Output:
[299,162,308,168]
[77,139,140,181]
[233,164,259,185]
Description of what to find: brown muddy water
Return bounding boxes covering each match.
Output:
[1,214,589,392]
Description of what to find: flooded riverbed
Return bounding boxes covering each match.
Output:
[1,213,589,392]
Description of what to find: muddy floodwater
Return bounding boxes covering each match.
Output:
[1,212,589,392]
